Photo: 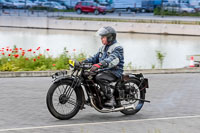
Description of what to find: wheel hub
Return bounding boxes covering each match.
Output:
[59,94,69,104]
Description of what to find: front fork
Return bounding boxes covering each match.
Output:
[63,78,79,98]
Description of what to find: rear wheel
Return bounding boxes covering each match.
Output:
[183,11,187,14]
[119,79,145,115]
[46,80,83,120]
[102,12,106,15]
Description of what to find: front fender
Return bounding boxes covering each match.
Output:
[53,76,85,109]
[53,75,74,84]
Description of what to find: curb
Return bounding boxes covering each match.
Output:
[0,68,200,78]
[0,71,56,78]
[127,68,200,74]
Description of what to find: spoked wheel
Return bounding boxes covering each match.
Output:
[46,80,82,120]
[119,79,145,115]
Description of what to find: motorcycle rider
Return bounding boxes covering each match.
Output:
[83,26,124,107]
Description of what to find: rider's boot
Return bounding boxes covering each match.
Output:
[104,88,116,107]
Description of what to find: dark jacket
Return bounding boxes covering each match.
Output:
[84,41,124,78]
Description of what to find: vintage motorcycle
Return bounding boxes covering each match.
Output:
[46,60,150,120]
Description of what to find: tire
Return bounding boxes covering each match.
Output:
[102,12,106,15]
[141,9,146,13]
[94,9,99,15]
[119,79,145,115]
[46,80,83,120]
[76,9,82,14]
[127,8,132,13]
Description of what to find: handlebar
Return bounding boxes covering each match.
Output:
[80,63,93,69]
[70,60,92,70]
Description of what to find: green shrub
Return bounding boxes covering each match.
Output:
[0,46,86,71]
[156,50,166,69]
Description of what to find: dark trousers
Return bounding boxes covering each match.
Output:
[95,71,118,98]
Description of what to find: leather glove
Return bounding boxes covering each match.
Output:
[90,63,103,72]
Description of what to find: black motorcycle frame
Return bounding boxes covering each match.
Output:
[50,62,150,113]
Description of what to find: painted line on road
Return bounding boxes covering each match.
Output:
[0,115,200,132]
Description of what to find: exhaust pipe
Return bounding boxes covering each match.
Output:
[90,97,135,113]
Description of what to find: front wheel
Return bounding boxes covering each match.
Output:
[141,9,146,13]
[76,9,82,14]
[46,80,83,120]
[127,8,132,13]
[119,79,145,115]
[94,9,99,15]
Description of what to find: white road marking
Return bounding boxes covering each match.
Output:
[0,115,200,132]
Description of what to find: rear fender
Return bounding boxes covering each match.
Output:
[123,74,148,93]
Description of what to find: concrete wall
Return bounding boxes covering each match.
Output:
[0,16,200,36]
[0,16,48,28]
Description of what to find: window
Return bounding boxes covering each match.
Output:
[82,2,87,6]
[87,2,92,6]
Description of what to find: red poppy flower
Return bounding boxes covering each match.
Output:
[25,58,29,60]
[37,56,40,59]
[33,58,36,62]
[28,49,32,52]
[8,54,11,56]
[2,48,4,49]
[15,48,18,51]
[46,49,50,51]
[14,54,19,58]
[33,51,36,54]
[2,53,5,55]
[73,49,76,52]
[36,47,40,50]
[52,64,56,66]
[6,49,9,51]
[20,48,22,50]
[9,49,12,51]
[40,54,42,56]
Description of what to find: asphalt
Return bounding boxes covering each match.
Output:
[0,73,200,133]
[1,9,200,133]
